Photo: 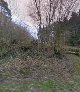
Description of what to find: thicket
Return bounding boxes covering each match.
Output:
[0,0,33,59]
[0,0,80,59]
[37,11,80,56]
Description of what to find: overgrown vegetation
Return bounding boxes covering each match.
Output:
[0,0,33,59]
[38,11,80,56]
[0,0,80,92]
[0,27,32,59]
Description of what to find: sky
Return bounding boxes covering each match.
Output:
[4,0,80,38]
[5,0,80,20]
[5,0,32,23]
[5,0,80,24]
[4,0,38,38]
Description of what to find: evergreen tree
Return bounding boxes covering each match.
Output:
[0,0,11,27]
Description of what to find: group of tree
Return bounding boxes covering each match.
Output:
[0,0,80,58]
[65,11,80,46]
[0,0,33,59]
[28,0,80,56]
[0,0,11,30]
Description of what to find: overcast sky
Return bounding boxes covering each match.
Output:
[5,0,80,24]
[4,0,38,38]
[4,0,80,39]
[5,0,34,25]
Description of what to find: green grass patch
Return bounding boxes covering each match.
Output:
[73,55,80,75]
[0,80,80,92]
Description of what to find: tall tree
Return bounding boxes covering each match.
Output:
[28,0,79,55]
[0,0,11,27]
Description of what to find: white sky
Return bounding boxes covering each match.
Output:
[4,0,38,38]
[5,0,34,25]
[5,0,80,24]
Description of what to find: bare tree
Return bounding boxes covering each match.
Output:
[28,0,79,55]
[29,0,79,25]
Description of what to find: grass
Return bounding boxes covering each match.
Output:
[71,55,80,84]
[0,82,29,92]
[0,80,80,92]
[73,55,80,75]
